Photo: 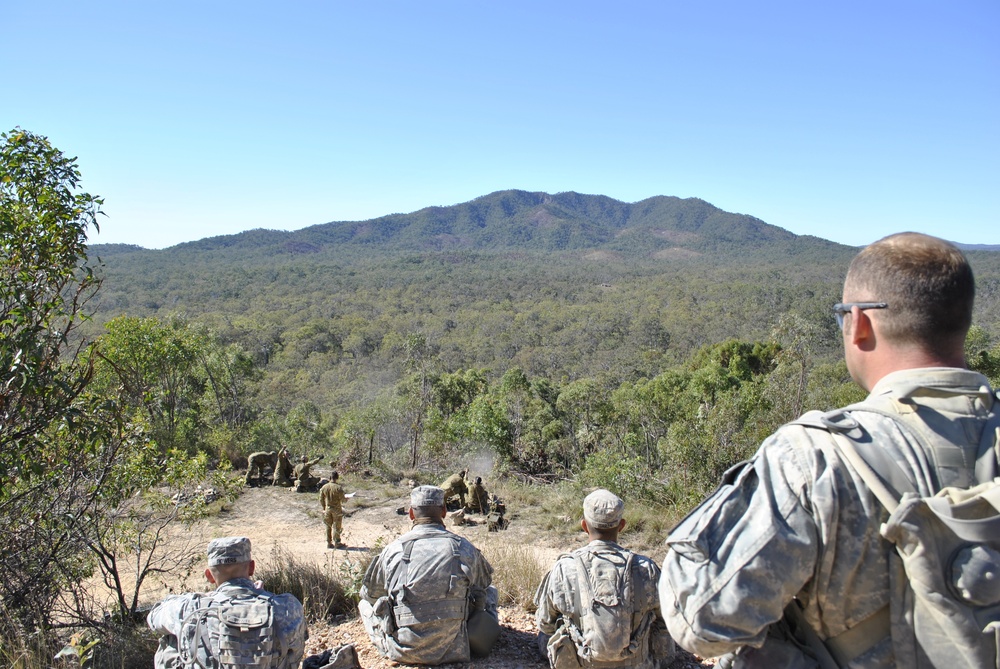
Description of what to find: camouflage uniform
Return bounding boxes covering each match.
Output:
[439,472,468,507]
[359,521,498,664]
[660,368,998,668]
[272,449,294,487]
[320,479,347,546]
[293,456,323,491]
[147,576,306,669]
[466,480,490,514]
[535,540,675,669]
[245,451,278,485]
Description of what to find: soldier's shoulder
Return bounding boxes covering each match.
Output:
[267,590,304,611]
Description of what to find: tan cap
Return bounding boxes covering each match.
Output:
[207,536,252,566]
[583,489,624,530]
[411,485,445,507]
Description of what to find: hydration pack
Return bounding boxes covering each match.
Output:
[798,394,1000,668]
[179,590,278,669]
[568,548,638,664]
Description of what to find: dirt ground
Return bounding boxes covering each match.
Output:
[138,478,714,669]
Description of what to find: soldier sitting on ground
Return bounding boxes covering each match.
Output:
[359,485,500,664]
[466,476,490,514]
[245,450,278,486]
[293,455,323,492]
[147,536,307,669]
[272,448,294,487]
[535,489,676,669]
[439,468,469,509]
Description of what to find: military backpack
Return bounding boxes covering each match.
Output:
[796,393,1000,669]
[178,588,282,669]
[564,547,640,665]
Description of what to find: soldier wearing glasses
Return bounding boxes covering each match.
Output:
[660,233,998,668]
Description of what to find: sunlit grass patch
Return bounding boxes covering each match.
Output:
[480,537,547,613]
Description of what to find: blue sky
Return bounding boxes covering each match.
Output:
[4,1,998,249]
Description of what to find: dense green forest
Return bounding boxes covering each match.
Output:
[84,190,1000,491]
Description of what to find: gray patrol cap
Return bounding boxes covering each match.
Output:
[411,485,445,507]
[207,536,252,566]
[583,489,625,530]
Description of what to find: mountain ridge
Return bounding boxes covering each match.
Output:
[91,190,846,259]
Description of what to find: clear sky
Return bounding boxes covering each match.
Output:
[4,1,998,249]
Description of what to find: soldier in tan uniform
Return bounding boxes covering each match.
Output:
[245,451,278,485]
[465,476,490,514]
[319,471,348,549]
[293,454,323,491]
[439,469,468,508]
[660,233,999,668]
[272,448,294,487]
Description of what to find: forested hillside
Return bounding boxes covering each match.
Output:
[84,190,1000,497]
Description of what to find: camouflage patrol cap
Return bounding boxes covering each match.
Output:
[207,536,252,566]
[411,485,445,507]
[583,489,625,530]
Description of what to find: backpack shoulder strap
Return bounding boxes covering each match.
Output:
[396,533,463,599]
[827,429,901,514]
[796,395,1000,506]
[571,547,634,613]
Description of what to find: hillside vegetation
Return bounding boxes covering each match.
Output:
[6,127,1000,668]
[84,190,1000,490]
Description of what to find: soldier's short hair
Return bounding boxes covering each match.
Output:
[845,232,973,352]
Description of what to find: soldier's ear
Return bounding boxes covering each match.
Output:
[618,518,626,532]
[205,568,216,584]
[247,560,256,576]
[581,519,589,534]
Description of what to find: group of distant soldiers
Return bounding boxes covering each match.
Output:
[438,468,507,530]
[244,448,324,492]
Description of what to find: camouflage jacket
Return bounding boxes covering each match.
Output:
[660,368,997,668]
[147,577,306,669]
[359,522,494,664]
[535,540,675,668]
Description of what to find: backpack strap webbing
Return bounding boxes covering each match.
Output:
[572,549,634,617]
[829,429,901,513]
[395,532,463,608]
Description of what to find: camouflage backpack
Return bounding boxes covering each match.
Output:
[179,588,281,669]
[567,547,638,664]
[796,394,1000,668]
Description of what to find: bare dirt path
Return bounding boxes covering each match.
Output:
[140,480,711,669]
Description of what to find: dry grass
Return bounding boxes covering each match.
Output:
[255,544,372,621]
[479,536,547,612]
